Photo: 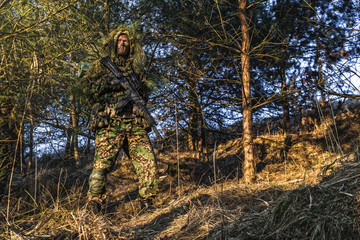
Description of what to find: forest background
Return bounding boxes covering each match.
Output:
[1,0,360,239]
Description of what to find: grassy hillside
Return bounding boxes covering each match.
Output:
[1,112,360,239]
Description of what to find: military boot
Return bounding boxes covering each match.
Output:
[87,168,107,214]
[138,178,159,199]
[87,194,106,214]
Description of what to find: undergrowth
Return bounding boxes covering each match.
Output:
[1,113,360,239]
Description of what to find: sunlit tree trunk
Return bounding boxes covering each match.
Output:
[315,31,326,107]
[239,0,255,183]
[28,51,39,171]
[188,92,205,160]
[65,114,72,161]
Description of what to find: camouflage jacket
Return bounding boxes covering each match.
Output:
[83,26,149,131]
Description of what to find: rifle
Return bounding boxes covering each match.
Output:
[99,56,162,139]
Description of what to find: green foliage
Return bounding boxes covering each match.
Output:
[0,0,359,168]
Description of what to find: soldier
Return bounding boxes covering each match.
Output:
[83,25,159,211]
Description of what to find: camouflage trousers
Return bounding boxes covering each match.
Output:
[87,118,158,200]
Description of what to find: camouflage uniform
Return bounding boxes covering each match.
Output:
[85,26,158,202]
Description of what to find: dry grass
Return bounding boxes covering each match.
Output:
[216,161,360,240]
[1,115,360,239]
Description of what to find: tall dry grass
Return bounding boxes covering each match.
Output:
[1,111,360,239]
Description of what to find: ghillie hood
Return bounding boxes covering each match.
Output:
[101,25,146,75]
[82,24,149,93]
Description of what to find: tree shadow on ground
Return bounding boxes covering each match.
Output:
[112,186,288,239]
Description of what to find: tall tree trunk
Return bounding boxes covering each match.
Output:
[184,51,201,155]
[187,79,205,160]
[280,64,291,134]
[85,115,92,157]
[188,90,199,152]
[239,0,255,183]
[279,62,292,162]
[70,94,79,167]
[315,24,326,107]
[65,114,72,162]
[19,129,24,175]
[27,51,38,171]
[28,102,34,169]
